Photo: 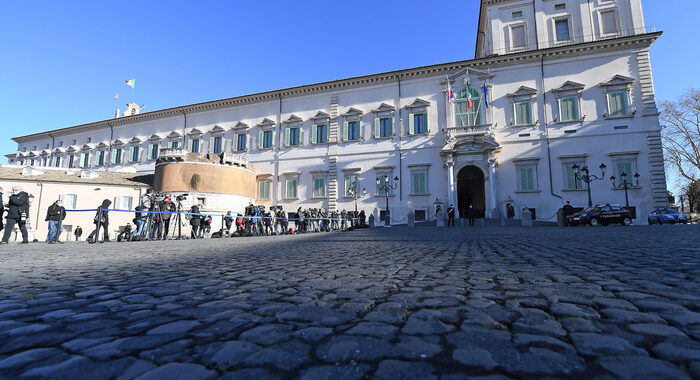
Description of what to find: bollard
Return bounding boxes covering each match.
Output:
[407,211,415,228]
[368,214,375,228]
[436,210,446,227]
[521,208,533,227]
[556,209,567,227]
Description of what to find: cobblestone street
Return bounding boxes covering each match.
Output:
[0,225,698,379]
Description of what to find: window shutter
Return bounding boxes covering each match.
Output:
[271,130,276,148]
[388,118,393,136]
[357,121,362,139]
[312,125,318,144]
[111,149,117,164]
[423,112,429,133]
[343,121,349,141]
[408,113,415,135]
[374,118,380,138]
[148,144,154,159]
[285,128,290,146]
[258,131,264,149]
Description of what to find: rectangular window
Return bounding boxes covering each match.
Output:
[411,113,427,135]
[601,10,618,35]
[554,3,566,11]
[414,210,426,221]
[68,155,74,168]
[80,152,89,167]
[515,101,532,125]
[191,138,200,153]
[236,134,246,151]
[60,194,78,210]
[286,178,298,199]
[167,141,179,149]
[512,25,526,49]
[380,118,392,137]
[213,136,222,153]
[258,180,271,199]
[262,130,273,148]
[287,127,300,146]
[313,124,327,144]
[518,166,536,191]
[344,175,358,197]
[130,146,140,162]
[148,143,159,159]
[615,161,636,186]
[376,173,393,196]
[559,96,579,122]
[312,177,326,198]
[608,91,628,117]
[54,157,61,167]
[114,196,133,210]
[411,171,427,194]
[512,10,523,18]
[564,163,583,190]
[96,150,105,166]
[346,121,359,140]
[555,19,570,41]
[112,148,122,164]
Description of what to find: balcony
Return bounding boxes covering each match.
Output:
[222,152,249,168]
[447,124,492,136]
[481,26,657,57]
[158,148,187,162]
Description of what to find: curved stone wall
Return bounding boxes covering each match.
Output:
[154,162,257,198]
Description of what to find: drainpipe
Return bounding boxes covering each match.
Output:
[397,76,403,202]
[275,94,282,205]
[182,110,187,149]
[35,182,44,230]
[542,55,563,204]
[107,123,114,170]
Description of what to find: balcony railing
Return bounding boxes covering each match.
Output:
[158,148,188,161]
[447,124,492,136]
[481,26,657,57]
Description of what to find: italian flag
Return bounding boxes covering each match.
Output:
[466,79,473,111]
[125,79,135,88]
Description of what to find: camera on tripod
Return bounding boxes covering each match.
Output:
[176,194,188,202]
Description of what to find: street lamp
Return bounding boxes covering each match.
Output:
[609,171,639,209]
[376,174,399,227]
[573,163,607,207]
[348,186,367,213]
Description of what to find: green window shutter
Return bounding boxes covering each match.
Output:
[374,118,380,138]
[312,125,318,144]
[343,121,349,141]
[258,131,264,149]
[408,113,414,135]
[271,130,276,148]
[285,128,290,146]
[357,121,362,139]
[147,144,154,159]
[388,118,393,136]
[111,149,117,163]
[423,112,428,133]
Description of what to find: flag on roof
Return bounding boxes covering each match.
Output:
[125,79,135,88]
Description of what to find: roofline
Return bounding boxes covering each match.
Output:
[475,0,486,58]
[12,32,662,144]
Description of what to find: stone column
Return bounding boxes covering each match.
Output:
[488,159,498,218]
[446,158,457,217]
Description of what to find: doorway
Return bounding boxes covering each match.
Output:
[457,166,486,218]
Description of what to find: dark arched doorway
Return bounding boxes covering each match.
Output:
[457,166,486,218]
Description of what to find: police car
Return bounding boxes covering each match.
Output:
[567,204,633,226]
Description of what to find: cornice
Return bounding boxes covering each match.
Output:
[12,32,661,144]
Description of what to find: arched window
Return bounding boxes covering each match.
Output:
[455,87,481,127]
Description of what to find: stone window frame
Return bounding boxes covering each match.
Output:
[232,122,249,152]
[187,128,203,153]
[551,14,573,44]
[95,142,110,166]
[342,108,364,142]
[282,171,301,200]
[310,170,328,199]
[147,134,162,161]
[599,75,635,120]
[257,174,273,200]
[608,151,641,189]
[128,137,142,162]
[342,167,361,198]
[283,115,304,148]
[374,165,396,197]
[550,81,585,124]
[507,86,538,127]
[597,6,620,37]
[257,118,276,151]
[372,103,397,140]
[208,125,226,154]
[310,111,331,145]
[165,130,183,149]
[509,22,529,51]
[559,154,588,192]
[408,163,431,196]
[406,98,431,136]
[513,158,541,193]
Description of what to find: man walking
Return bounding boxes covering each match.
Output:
[467,204,475,227]
[45,199,66,244]
[74,226,83,241]
[447,204,455,227]
[0,186,29,245]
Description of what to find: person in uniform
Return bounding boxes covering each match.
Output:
[467,204,475,227]
[447,204,455,227]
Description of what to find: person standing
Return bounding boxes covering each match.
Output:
[0,187,5,235]
[224,211,233,236]
[467,204,475,227]
[159,194,176,239]
[447,204,455,227]
[45,199,66,244]
[0,186,29,245]
[189,204,201,239]
[88,199,111,243]
[562,201,574,227]
[74,226,83,241]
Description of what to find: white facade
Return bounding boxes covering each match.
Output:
[7,0,667,224]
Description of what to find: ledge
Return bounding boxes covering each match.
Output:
[515,190,542,194]
[409,193,431,196]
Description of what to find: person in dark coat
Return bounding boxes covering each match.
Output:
[160,194,176,239]
[0,187,5,234]
[74,226,83,241]
[88,199,111,243]
[467,204,475,227]
[447,204,456,227]
[45,199,66,243]
[224,211,233,235]
[0,186,29,244]
[189,204,201,239]
[562,201,575,226]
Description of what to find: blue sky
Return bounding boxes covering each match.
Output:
[0,0,697,192]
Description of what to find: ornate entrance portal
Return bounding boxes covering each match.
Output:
[457,166,486,218]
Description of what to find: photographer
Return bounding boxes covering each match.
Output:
[0,186,29,245]
[189,203,202,239]
[133,204,146,239]
[88,199,111,243]
[224,211,233,236]
[159,194,176,239]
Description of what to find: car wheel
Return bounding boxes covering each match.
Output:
[670,220,676,225]
[622,217,632,226]
[648,219,654,225]
[589,218,599,227]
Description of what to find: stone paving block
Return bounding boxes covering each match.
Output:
[298,363,371,380]
[0,347,68,371]
[346,321,399,339]
[242,340,311,371]
[452,346,498,370]
[134,362,217,380]
[597,355,690,380]
[292,327,333,343]
[317,335,393,363]
[373,359,437,380]
[570,332,648,358]
[146,320,200,335]
[218,368,282,380]
[208,340,261,369]
[628,323,687,338]
[238,324,294,346]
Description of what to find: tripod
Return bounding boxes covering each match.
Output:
[170,200,185,240]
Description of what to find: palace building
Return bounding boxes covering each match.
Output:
[5,0,667,226]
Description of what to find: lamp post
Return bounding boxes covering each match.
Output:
[348,186,367,213]
[376,174,399,227]
[573,163,607,207]
[609,171,639,209]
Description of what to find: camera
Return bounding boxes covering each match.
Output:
[176,194,188,202]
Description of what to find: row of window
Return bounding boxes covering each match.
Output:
[257,170,430,201]
[54,194,133,211]
[516,159,639,193]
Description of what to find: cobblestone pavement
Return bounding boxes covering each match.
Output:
[0,225,699,379]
